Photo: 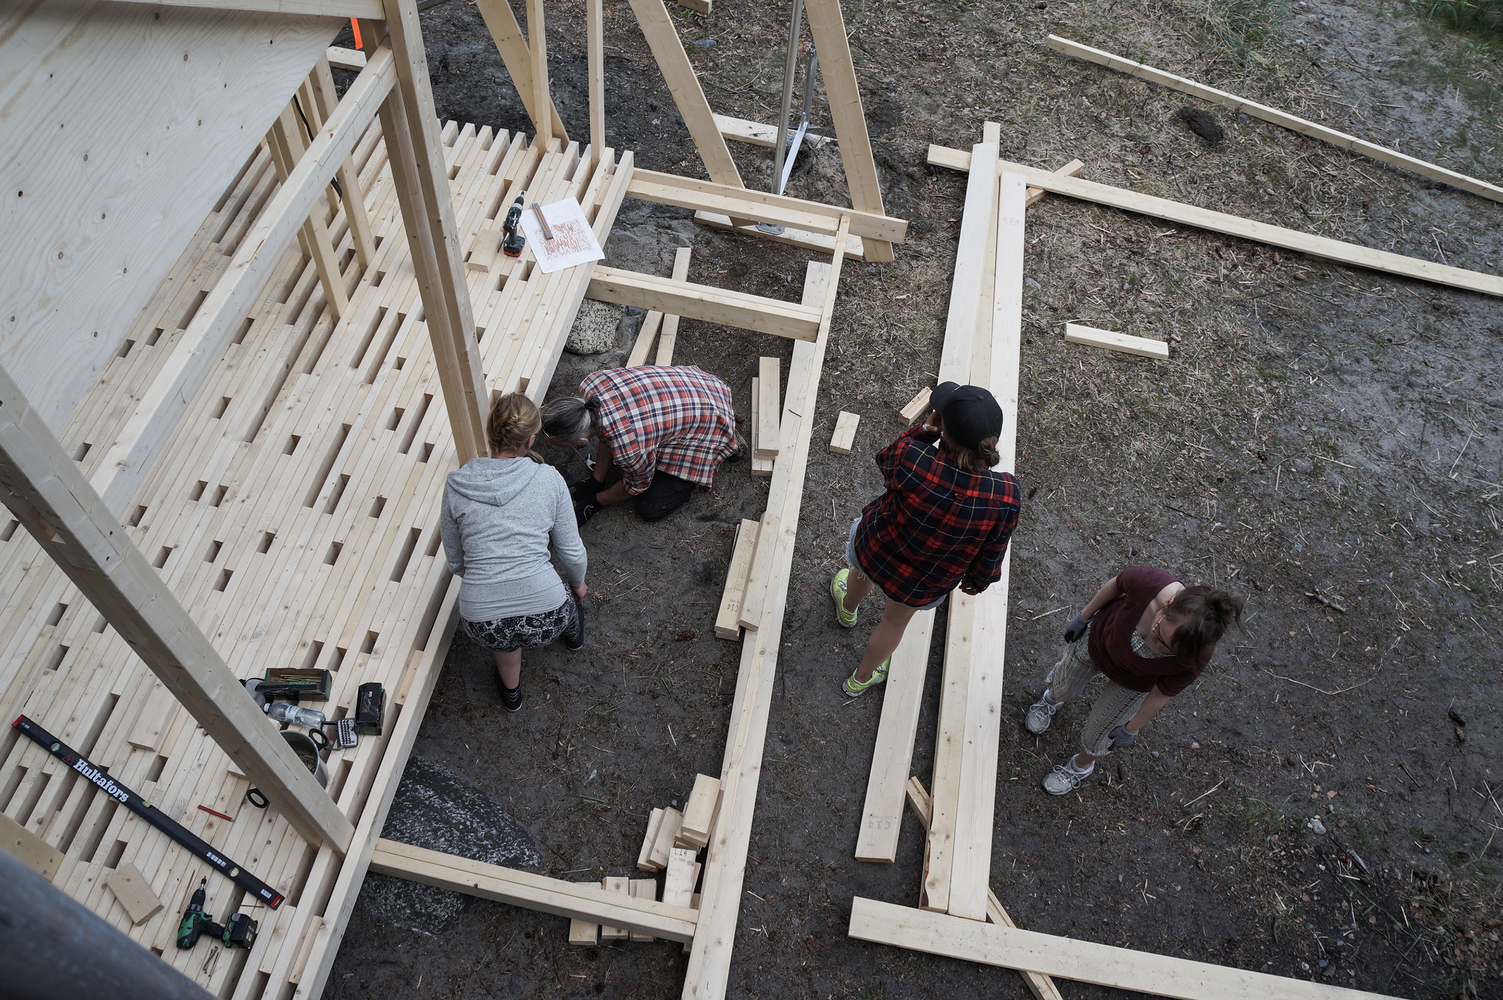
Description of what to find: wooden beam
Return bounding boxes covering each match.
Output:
[1064,322,1169,359]
[377,4,490,463]
[370,840,699,942]
[629,169,907,244]
[713,113,835,149]
[526,0,552,150]
[693,210,868,258]
[326,45,366,71]
[755,358,781,458]
[473,0,568,141]
[748,378,774,477]
[803,0,893,261]
[1027,158,1085,206]
[714,519,759,640]
[904,779,1065,1000]
[586,267,821,341]
[625,0,744,191]
[637,807,667,870]
[736,512,780,630]
[679,774,721,849]
[267,107,351,320]
[89,44,397,515]
[849,896,1403,1000]
[853,609,935,862]
[1047,35,1503,205]
[655,247,693,366]
[313,55,378,268]
[627,309,665,367]
[937,142,997,383]
[103,0,384,16]
[927,145,1503,298]
[0,364,355,852]
[828,411,859,455]
[600,876,630,940]
[587,0,605,172]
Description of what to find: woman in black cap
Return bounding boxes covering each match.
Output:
[830,382,1021,696]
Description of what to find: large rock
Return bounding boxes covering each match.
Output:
[565,299,624,355]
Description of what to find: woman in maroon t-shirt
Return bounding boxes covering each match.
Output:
[1024,566,1243,795]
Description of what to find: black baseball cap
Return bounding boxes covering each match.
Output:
[929,382,1003,449]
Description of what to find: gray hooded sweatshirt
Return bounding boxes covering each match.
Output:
[440,457,586,622]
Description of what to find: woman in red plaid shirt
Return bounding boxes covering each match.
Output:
[832,382,1020,697]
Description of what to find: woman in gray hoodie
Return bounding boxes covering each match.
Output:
[440,393,588,712]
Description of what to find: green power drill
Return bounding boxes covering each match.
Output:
[177,877,259,950]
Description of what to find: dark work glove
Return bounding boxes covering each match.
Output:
[1109,725,1137,750]
[570,477,603,500]
[575,498,601,527]
[1063,613,1090,643]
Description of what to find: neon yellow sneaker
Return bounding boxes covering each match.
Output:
[842,657,890,698]
[830,568,858,628]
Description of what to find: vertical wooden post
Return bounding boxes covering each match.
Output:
[587,0,605,172]
[377,1,489,464]
[312,55,378,268]
[528,0,552,151]
[0,365,354,853]
[472,0,569,143]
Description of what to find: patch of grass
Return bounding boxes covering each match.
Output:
[1417,0,1503,49]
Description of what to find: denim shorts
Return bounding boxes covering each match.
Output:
[844,516,946,610]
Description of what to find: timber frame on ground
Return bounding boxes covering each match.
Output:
[0,1,903,998]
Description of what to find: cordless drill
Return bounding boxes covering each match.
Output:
[176,878,259,950]
[501,193,526,257]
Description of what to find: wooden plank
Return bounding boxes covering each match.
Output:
[736,512,780,631]
[650,807,684,869]
[755,358,781,458]
[927,145,1503,298]
[0,365,354,852]
[625,0,744,192]
[628,169,907,245]
[803,0,893,261]
[1047,35,1503,205]
[312,57,378,269]
[655,248,693,366]
[268,107,352,321]
[126,680,177,752]
[898,387,931,423]
[100,0,384,16]
[852,609,935,863]
[473,0,568,141]
[938,142,998,383]
[370,841,698,943]
[904,779,1065,1000]
[748,378,773,478]
[1064,322,1169,360]
[849,896,1403,1000]
[677,0,711,12]
[467,227,503,273]
[103,862,165,925]
[828,411,859,455]
[678,773,721,848]
[637,806,667,870]
[0,810,63,881]
[1027,158,1085,206]
[87,44,398,514]
[663,847,698,907]
[327,45,366,71]
[713,520,759,641]
[628,310,665,367]
[587,0,605,172]
[526,0,551,149]
[713,113,835,149]
[628,879,659,942]
[600,875,630,940]
[587,267,821,341]
[692,210,867,258]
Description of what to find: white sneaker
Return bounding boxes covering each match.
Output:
[1042,756,1094,795]
[1024,692,1062,734]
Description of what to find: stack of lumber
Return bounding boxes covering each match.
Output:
[0,111,630,998]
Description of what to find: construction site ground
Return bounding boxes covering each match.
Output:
[328,1,1503,997]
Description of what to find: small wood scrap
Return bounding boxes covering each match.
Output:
[1063,323,1169,360]
[649,807,684,869]
[756,358,781,458]
[600,876,630,940]
[104,862,164,925]
[898,386,931,424]
[749,377,774,477]
[737,512,780,631]
[662,848,698,908]
[467,227,504,272]
[714,519,760,640]
[628,880,658,942]
[1304,587,1347,613]
[1176,107,1223,146]
[0,812,63,881]
[678,773,722,848]
[568,917,599,945]
[637,807,667,870]
[829,411,860,455]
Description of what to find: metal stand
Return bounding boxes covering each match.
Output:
[758,0,822,235]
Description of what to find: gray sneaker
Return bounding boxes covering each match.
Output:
[1042,756,1094,795]
[1024,692,1062,734]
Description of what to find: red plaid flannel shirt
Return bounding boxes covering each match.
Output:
[580,365,738,496]
[853,426,1020,607]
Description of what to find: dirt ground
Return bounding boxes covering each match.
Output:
[327,1,1503,997]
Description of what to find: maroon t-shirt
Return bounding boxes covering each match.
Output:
[1086,566,1212,697]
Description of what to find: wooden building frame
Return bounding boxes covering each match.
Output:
[0,1,900,998]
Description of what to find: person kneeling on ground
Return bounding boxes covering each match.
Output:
[440,393,587,713]
[831,382,1020,697]
[1026,566,1244,794]
[541,365,743,525]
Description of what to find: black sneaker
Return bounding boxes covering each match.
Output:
[495,671,522,712]
[563,602,585,650]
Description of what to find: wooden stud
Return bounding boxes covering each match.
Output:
[655,248,692,366]
[748,378,773,478]
[526,0,551,150]
[736,512,780,631]
[472,0,568,141]
[104,862,165,925]
[713,520,759,641]
[600,876,630,940]
[467,227,504,273]
[1026,158,1084,207]
[755,359,781,458]
[587,0,605,173]
[588,268,820,341]
[268,108,351,321]
[692,210,867,258]
[637,807,667,870]
[898,387,931,424]
[312,55,378,269]
[627,310,665,367]
[1048,35,1503,205]
[649,807,683,869]
[628,879,659,942]
[828,411,860,455]
[678,773,721,849]
[662,847,698,908]
[712,113,835,150]
[1063,322,1169,360]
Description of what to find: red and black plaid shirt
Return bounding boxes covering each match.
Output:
[580,365,738,496]
[853,426,1020,607]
